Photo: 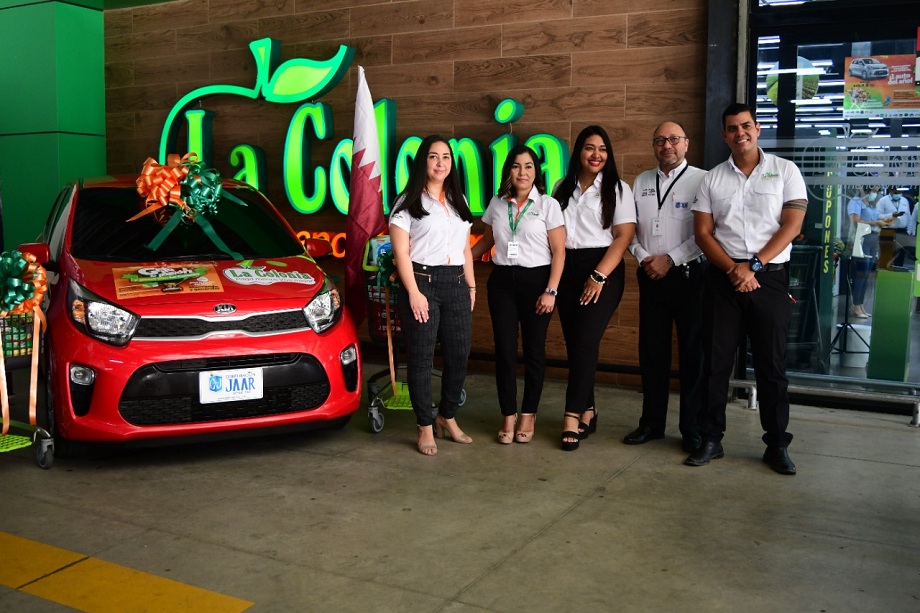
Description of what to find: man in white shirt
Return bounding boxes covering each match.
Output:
[686,103,807,476]
[876,187,911,231]
[624,121,708,453]
[877,186,913,267]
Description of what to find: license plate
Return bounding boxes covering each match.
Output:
[199,368,264,404]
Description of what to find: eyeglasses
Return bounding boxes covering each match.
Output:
[652,136,688,147]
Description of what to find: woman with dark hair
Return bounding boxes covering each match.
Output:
[389,135,477,456]
[471,145,566,444]
[552,125,636,451]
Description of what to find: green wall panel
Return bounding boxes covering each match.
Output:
[0,133,104,247]
[0,1,105,249]
[866,269,913,381]
[0,3,58,135]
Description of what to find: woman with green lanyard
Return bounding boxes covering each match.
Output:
[472,145,566,444]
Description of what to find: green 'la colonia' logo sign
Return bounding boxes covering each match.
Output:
[158,38,569,217]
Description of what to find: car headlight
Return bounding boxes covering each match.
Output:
[68,280,139,346]
[303,277,342,334]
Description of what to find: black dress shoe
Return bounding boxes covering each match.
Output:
[682,435,702,453]
[684,440,724,466]
[763,446,797,475]
[622,425,665,445]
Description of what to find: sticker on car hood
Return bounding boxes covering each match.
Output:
[222,266,316,286]
[115,264,224,299]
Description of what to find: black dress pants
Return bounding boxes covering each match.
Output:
[487,264,552,416]
[698,265,794,448]
[557,247,625,414]
[636,260,705,438]
[397,263,472,427]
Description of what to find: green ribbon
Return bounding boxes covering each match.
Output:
[375,245,400,290]
[0,250,35,312]
[145,159,247,260]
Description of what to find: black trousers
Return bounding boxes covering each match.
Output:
[698,265,794,448]
[636,260,705,438]
[487,264,552,416]
[397,263,472,427]
[557,247,625,414]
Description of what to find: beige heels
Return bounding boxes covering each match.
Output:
[515,413,536,444]
[417,425,437,456]
[498,416,516,445]
[435,416,473,444]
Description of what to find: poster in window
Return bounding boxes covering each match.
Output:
[843,55,920,118]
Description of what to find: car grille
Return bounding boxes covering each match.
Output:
[133,310,308,339]
[119,384,331,425]
[118,353,331,426]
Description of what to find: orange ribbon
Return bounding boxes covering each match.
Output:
[131,152,198,224]
[10,252,47,315]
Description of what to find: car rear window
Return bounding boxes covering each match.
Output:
[70,186,306,262]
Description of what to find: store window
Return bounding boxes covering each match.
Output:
[746,1,920,385]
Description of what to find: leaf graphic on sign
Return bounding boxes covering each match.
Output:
[262,46,355,103]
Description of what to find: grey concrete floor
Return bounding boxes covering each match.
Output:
[1,363,919,612]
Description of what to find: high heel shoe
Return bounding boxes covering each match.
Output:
[561,413,581,451]
[417,425,437,456]
[435,416,473,444]
[515,413,536,444]
[578,407,598,440]
[498,416,516,445]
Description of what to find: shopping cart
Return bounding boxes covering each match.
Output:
[363,236,411,432]
[362,237,466,433]
[0,308,53,468]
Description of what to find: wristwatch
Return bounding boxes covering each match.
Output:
[749,256,764,273]
[544,287,558,296]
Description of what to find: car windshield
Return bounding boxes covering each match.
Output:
[70,186,306,262]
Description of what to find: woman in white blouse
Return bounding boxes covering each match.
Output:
[389,136,477,456]
[552,126,637,451]
[472,145,566,444]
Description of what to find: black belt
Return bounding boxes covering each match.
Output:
[732,258,785,272]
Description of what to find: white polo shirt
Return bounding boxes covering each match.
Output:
[389,191,472,265]
[482,187,564,267]
[562,172,637,249]
[692,148,807,264]
[629,161,707,266]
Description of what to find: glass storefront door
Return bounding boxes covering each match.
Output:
[749,10,920,384]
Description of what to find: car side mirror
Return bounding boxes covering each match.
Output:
[303,237,333,259]
[17,242,51,266]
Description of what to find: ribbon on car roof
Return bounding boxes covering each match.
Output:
[133,153,247,260]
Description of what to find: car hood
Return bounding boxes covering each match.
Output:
[72,256,328,308]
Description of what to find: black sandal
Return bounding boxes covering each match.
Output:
[578,407,598,440]
[562,412,581,451]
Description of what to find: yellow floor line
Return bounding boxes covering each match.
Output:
[0,532,253,612]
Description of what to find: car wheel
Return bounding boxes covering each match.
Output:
[44,361,87,458]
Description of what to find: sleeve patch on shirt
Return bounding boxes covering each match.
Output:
[783,198,808,211]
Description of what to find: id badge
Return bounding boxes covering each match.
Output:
[652,217,663,236]
[507,241,520,259]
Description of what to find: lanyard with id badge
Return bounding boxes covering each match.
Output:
[507,198,533,259]
[653,166,688,236]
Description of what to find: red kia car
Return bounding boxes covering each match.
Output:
[24,176,360,454]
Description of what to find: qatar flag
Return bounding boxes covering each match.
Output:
[344,66,386,327]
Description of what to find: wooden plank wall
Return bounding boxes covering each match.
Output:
[103,0,709,388]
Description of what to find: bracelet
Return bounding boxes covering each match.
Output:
[468,287,476,292]
[589,271,607,285]
[666,255,675,267]
[592,269,607,281]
